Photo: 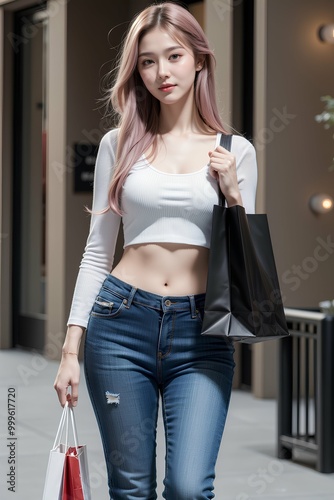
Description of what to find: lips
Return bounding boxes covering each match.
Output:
[158,84,176,91]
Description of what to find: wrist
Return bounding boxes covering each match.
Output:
[62,325,84,355]
[67,324,85,336]
[62,349,78,356]
[225,191,242,207]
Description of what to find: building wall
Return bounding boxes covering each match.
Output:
[0,8,13,348]
[265,0,334,308]
[253,0,334,398]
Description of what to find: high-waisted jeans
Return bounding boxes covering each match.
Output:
[84,274,235,500]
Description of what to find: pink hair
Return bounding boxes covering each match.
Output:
[108,2,227,214]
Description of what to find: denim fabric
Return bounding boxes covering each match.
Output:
[84,274,235,500]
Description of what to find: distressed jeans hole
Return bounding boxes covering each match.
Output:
[105,391,120,405]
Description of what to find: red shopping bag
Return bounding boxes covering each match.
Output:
[62,446,84,500]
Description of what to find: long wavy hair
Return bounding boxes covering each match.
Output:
[108,1,227,214]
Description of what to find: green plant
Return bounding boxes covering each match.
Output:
[315,95,334,171]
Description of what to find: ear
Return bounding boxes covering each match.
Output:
[196,56,204,71]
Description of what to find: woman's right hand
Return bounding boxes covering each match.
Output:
[54,354,80,407]
[53,325,84,407]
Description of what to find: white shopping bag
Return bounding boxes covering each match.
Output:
[42,402,91,500]
[42,403,68,500]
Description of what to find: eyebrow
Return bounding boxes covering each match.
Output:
[138,45,185,58]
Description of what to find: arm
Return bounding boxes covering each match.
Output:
[54,129,121,406]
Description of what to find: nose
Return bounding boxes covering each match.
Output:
[157,59,170,80]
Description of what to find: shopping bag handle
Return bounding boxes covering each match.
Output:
[52,401,69,449]
[218,133,232,207]
[52,402,80,452]
[68,404,79,451]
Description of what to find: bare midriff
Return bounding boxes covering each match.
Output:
[111,243,209,296]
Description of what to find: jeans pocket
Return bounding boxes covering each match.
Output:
[91,288,126,319]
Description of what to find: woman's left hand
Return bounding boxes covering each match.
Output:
[208,146,242,207]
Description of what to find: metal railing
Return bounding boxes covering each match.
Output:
[277,308,334,473]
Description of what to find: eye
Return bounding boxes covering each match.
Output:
[169,53,181,61]
[141,58,154,67]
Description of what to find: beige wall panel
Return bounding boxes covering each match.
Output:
[265,0,334,309]
[253,0,334,398]
[45,1,67,357]
[189,2,205,29]
[205,0,233,129]
[253,0,267,214]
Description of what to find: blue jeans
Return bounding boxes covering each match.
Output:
[84,274,235,500]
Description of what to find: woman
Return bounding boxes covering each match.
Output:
[54,2,257,498]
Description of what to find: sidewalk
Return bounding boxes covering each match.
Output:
[0,349,333,499]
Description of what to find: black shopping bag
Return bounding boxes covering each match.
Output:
[201,135,289,343]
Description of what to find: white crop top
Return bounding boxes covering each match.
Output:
[68,129,258,327]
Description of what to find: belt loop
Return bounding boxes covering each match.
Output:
[189,295,197,318]
[124,286,137,309]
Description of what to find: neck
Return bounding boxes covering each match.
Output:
[158,89,211,136]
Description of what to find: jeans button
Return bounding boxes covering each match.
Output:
[165,299,171,307]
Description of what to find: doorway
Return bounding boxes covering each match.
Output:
[12,3,48,351]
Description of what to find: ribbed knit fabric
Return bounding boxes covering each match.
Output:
[67,129,258,328]
[122,160,219,248]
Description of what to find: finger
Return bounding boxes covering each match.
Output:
[69,382,79,407]
[212,148,235,162]
[210,153,231,166]
[210,160,229,172]
[65,392,75,408]
[208,165,219,179]
[54,382,68,407]
[66,392,77,408]
[211,152,233,165]
[210,149,224,159]
[211,157,233,170]
[216,145,229,153]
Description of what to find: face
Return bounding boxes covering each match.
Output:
[137,27,203,105]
